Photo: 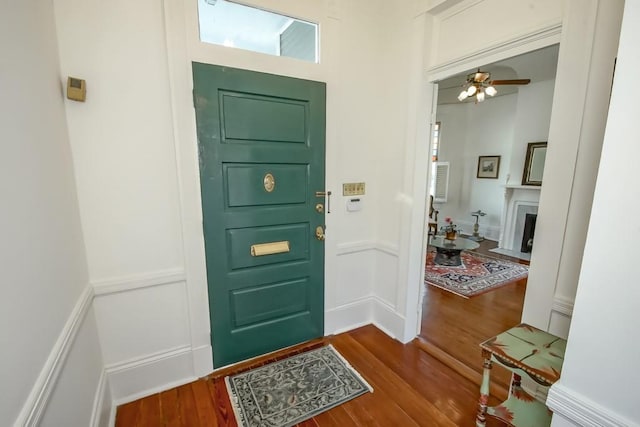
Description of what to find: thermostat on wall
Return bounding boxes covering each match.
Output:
[66,77,86,102]
[346,198,363,212]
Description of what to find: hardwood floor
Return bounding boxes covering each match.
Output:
[420,238,528,392]
[115,325,507,426]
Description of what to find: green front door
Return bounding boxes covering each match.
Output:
[192,63,326,368]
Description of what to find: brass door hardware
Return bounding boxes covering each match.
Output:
[315,226,325,241]
[263,173,275,192]
[250,241,290,256]
[315,190,332,213]
[315,203,324,213]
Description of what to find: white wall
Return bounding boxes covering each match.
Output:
[548,2,640,425]
[0,2,106,425]
[435,94,517,240]
[51,0,416,403]
[507,79,556,186]
[433,78,555,242]
[397,0,625,347]
[522,0,623,339]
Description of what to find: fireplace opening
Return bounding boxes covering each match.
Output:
[520,213,537,253]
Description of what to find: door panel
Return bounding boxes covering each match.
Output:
[231,278,310,327]
[226,223,309,270]
[224,163,308,207]
[220,92,308,144]
[193,63,326,367]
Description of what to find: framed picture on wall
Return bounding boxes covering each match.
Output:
[477,155,501,179]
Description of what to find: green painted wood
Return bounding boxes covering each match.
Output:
[192,63,326,368]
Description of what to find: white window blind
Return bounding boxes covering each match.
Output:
[433,162,449,203]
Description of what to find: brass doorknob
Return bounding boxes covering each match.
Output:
[315,226,325,241]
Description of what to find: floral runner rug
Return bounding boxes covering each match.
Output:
[225,345,373,427]
[425,251,528,298]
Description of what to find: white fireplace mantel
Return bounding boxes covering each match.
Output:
[504,184,542,191]
[499,185,542,250]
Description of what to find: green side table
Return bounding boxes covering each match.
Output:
[476,323,567,427]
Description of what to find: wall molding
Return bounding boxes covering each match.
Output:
[547,383,635,427]
[335,240,376,256]
[15,286,94,426]
[552,296,575,316]
[374,241,400,257]
[92,268,186,296]
[89,369,110,427]
[335,240,399,257]
[427,22,562,81]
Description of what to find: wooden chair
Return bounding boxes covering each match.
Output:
[428,195,439,236]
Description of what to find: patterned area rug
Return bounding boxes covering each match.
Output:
[225,345,372,427]
[425,251,528,298]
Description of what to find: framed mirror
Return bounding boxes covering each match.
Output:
[522,142,547,186]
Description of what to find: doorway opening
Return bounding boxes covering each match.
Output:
[418,45,559,392]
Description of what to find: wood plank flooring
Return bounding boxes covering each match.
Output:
[420,238,528,392]
[115,325,507,426]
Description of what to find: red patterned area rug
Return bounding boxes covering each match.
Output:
[425,251,528,298]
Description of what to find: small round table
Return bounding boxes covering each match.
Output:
[430,236,480,266]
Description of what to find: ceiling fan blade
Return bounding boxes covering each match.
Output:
[490,79,531,85]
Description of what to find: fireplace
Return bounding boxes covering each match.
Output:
[520,213,537,253]
[499,185,540,253]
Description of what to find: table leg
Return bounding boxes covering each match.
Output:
[511,373,522,396]
[434,248,463,266]
[476,350,492,427]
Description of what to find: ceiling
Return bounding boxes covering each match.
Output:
[437,44,560,105]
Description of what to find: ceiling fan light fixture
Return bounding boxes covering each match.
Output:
[476,90,485,103]
[485,86,497,97]
[458,90,469,101]
[466,85,477,96]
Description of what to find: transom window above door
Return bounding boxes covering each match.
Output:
[197,0,319,63]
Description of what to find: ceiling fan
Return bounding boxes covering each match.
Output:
[458,69,531,103]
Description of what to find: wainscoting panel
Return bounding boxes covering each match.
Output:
[331,246,374,309]
[15,287,109,427]
[327,241,406,340]
[93,279,191,365]
[40,306,106,427]
[373,244,399,310]
[549,296,574,339]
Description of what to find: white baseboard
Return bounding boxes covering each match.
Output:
[325,296,406,343]
[107,345,197,405]
[90,369,112,427]
[552,296,575,316]
[14,286,94,426]
[192,344,214,378]
[547,383,636,427]
[371,297,405,341]
[325,297,372,335]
